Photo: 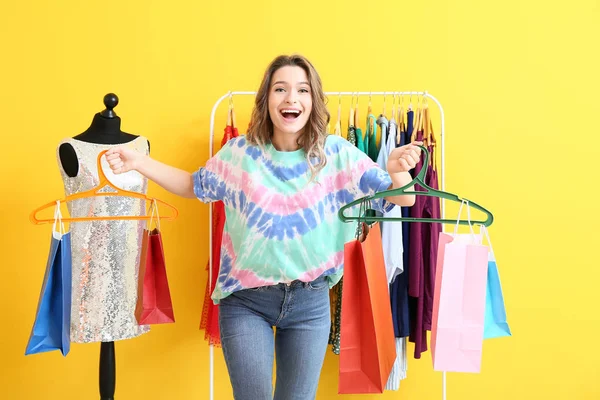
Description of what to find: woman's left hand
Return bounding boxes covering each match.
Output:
[387,141,423,174]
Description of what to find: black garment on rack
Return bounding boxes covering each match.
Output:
[389,110,413,338]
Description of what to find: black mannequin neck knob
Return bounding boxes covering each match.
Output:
[101,93,119,119]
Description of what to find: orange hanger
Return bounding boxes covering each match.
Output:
[30,150,178,225]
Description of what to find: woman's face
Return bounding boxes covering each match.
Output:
[268,65,313,140]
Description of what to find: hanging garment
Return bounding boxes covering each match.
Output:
[407,107,442,358]
[423,111,442,332]
[56,136,151,343]
[347,123,357,146]
[376,115,404,283]
[328,112,367,354]
[328,277,343,354]
[385,117,412,390]
[385,337,407,390]
[200,122,239,347]
[356,125,365,153]
[390,110,413,339]
[366,113,379,161]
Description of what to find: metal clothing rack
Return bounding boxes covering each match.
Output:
[206,91,448,400]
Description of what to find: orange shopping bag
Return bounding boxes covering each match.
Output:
[339,222,396,394]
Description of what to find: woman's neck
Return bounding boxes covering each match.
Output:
[271,130,302,151]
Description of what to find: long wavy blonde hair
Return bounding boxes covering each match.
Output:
[246,54,330,180]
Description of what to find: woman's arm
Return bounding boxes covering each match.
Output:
[105,147,196,199]
[385,170,416,207]
[384,141,422,207]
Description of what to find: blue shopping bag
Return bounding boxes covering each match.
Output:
[481,226,511,339]
[25,202,72,356]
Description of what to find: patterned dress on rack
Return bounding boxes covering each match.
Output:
[56,136,151,343]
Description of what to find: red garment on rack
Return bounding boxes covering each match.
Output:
[199,124,238,346]
[407,129,441,359]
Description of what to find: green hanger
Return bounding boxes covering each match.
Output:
[338,146,494,227]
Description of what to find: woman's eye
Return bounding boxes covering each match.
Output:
[274,87,285,92]
[299,88,309,93]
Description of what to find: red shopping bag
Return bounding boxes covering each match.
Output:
[339,222,396,394]
[135,201,175,325]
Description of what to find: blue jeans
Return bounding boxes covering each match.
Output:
[218,276,331,400]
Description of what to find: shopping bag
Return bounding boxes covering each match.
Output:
[135,200,175,325]
[430,200,489,373]
[481,225,511,339]
[448,227,512,339]
[339,222,396,394]
[25,202,72,356]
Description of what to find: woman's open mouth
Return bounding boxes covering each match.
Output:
[280,108,302,121]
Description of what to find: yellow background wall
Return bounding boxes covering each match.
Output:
[2,0,599,399]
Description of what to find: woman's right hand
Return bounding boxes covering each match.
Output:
[105,146,145,174]
[105,146,196,198]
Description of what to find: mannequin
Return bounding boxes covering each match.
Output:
[58,93,150,400]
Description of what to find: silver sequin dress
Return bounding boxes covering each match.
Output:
[57,136,151,343]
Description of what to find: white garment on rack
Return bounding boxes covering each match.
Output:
[385,337,408,390]
[376,117,404,283]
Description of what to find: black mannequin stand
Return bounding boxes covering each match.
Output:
[59,93,149,399]
[99,342,116,399]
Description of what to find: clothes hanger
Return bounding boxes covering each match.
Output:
[334,92,342,136]
[354,93,360,129]
[30,150,179,224]
[423,101,430,147]
[422,101,439,170]
[227,92,233,127]
[391,92,397,123]
[397,95,404,145]
[338,145,494,227]
[349,93,355,127]
[411,96,424,142]
[229,92,237,130]
[427,101,438,170]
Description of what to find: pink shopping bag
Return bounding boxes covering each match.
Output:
[430,200,489,373]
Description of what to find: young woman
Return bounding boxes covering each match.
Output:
[106,54,421,400]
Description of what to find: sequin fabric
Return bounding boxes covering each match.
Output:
[56,136,150,343]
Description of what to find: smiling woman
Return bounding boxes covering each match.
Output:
[104,53,422,400]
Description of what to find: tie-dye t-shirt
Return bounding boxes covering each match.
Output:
[193,134,395,303]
